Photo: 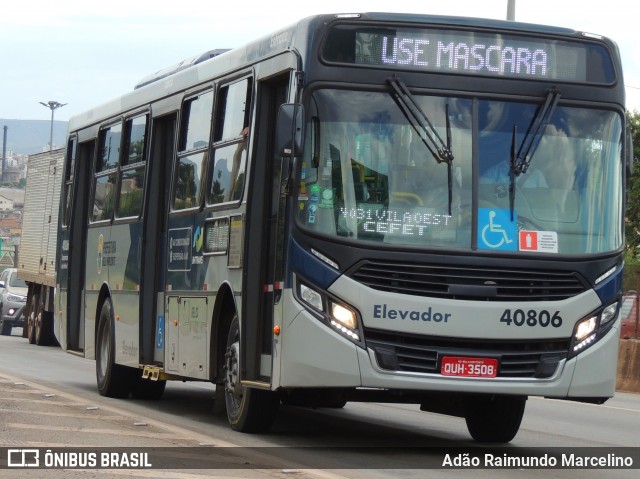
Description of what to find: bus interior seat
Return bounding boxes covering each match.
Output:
[390,165,424,206]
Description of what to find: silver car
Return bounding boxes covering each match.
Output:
[0,268,28,335]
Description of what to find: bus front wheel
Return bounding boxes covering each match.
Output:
[223,316,279,432]
[465,395,526,443]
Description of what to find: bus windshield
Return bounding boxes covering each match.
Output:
[297,88,623,255]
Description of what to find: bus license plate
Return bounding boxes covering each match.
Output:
[441,357,498,378]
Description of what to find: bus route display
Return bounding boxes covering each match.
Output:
[323,24,615,84]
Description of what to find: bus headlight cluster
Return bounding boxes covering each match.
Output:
[296,277,363,345]
[330,303,357,330]
[569,301,619,357]
[300,283,323,311]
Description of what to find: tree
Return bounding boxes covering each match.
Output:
[625,110,640,261]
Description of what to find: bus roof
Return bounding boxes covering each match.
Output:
[67,12,618,132]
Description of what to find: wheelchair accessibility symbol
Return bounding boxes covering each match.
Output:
[478,208,517,251]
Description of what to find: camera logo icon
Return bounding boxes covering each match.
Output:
[7,449,40,468]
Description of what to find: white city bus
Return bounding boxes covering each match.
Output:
[55,12,632,442]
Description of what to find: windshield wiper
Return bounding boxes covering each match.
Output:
[386,76,455,214]
[387,76,454,163]
[508,87,561,220]
[512,87,561,176]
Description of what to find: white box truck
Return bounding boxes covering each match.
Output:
[17,147,64,345]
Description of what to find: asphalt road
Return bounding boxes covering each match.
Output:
[0,329,639,479]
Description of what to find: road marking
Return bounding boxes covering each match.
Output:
[87,469,306,478]
[0,371,348,479]
[531,396,640,414]
[0,396,80,406]
[7,423,190,440]
[0,407,123,420]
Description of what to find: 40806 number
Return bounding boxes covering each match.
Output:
[499,309,563,328]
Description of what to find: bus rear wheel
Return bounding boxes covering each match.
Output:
[465,395,526,443]
[96,298,135,398]
[131,372,167,400]
[223,316,279,432]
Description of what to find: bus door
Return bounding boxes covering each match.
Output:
[140,113,176,366]
[64,138,95,352]
[241,72,290,384]
[164,90,214,380]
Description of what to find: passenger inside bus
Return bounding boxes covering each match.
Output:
[480,124,578,217]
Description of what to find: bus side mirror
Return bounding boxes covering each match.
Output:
[276,103,304,158]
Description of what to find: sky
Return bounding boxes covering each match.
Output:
[2,0,640,122]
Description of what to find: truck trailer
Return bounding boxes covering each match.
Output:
[17,147,64,345]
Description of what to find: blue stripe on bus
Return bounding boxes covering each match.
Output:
[289,238,340,289]
[593,265,623,305]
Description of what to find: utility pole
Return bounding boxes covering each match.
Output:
[39,101,66,152]
[2,125,7,181]
[507,0,516,21]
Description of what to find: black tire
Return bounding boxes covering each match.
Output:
[224,316,279,432]
[324,399,348,409]
[35,309,54,346]
[0,318,11,336]
[131,373,167,400]
[96,298,135,398]
[26,289,54,346]
[27,293,38,344]
[465,395,526,443]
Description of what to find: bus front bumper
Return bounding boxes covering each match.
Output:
[277,298,620,401]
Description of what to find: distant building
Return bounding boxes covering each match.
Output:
[0,187,24,207]
[0,187,24,258]
[2,167,21,183]
[0,194,14,211]
[0,214,21,230]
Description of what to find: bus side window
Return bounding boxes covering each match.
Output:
[116,114,148,218]
[208,78,252,205]
[173,90,214,210]
[92,123,121,222]
[63,137,77,227]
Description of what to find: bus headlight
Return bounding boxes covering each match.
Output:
[569,301,619,357]
[300,283,323,312]
[330,302,357,329]
[573,316,597,352]
[600,302,618,325]
[295,276,363,346]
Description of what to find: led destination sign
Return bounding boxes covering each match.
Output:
[379,37,549,77]
[323,24,615,83]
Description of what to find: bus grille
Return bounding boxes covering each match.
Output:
[364,329,570,378]
[348,261,587,301]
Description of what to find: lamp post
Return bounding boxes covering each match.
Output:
[507,0,516,21]
[39,100,66,152]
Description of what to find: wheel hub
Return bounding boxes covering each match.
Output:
[224,341,241,396]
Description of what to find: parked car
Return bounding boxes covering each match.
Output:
[0,268,28,335]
